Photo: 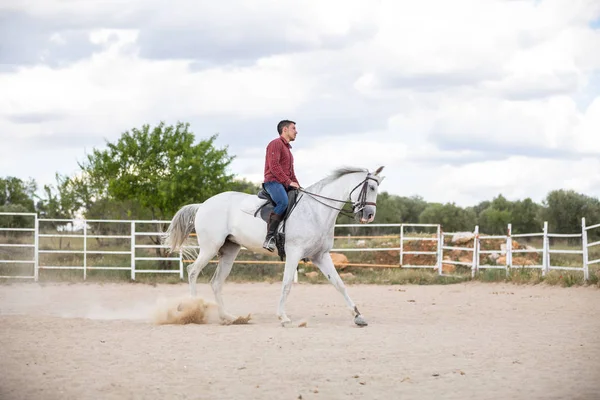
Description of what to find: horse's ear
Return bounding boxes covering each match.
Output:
[374,166,384,175]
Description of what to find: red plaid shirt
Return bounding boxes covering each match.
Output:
[264,136,299,187]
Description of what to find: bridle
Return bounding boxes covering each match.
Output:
[296,173,379,219]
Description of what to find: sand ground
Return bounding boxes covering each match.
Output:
[0,281,599,400]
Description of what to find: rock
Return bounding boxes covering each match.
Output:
[442,263,456,273]
[512,257,535,266]
[502,240,524,251]
[459,255,473,264]
[304,271,319,279]
[452,232,475,244]
[330,252,349,269]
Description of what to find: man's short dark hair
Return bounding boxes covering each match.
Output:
[277,120,295,135]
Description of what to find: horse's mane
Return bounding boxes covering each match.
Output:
[305,166,370,192]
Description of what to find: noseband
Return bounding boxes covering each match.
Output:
[297,173,379,218]
[349,175,378,214]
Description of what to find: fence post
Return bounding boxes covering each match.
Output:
[437,226,444,275]
[506,223,512,276]
[472,225,479,278]
[131,221,136,281]
[399,224,404,266]
[83,219,87,281]
[34,214,39,282]
[542,221,549,276]
[582,217,589,281]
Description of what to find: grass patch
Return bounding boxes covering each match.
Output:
[473,266,600,287]
[2,265,599,288]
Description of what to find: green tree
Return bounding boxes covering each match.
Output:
[472,200,491,218]
[489,194,511,212]
[511,198,542,234]
[361,192,425,224]
[419,202,477,232]
[67,121,237,267]
[541,189,600,236]
[333,192,427,235]
[37,173,85,220]
[230,178,261,195]
[0,177,37,212]
[397,195,428,223]
[476,194,513,234]
[79,121,235,220]
[0,177,38,228]
[478,207,512,235]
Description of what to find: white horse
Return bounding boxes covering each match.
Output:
[162,166,384,327]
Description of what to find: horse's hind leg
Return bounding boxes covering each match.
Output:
[210,240,242,323]
[187,243,220,297]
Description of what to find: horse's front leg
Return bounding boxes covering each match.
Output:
[312,252,368,327]
[277,252,303,326]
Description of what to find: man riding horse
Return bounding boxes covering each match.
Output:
[262,120,301,251]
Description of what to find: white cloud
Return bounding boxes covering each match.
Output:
[0,28,314,137]
[427,95,584,151]
[572,97,600,152]
[429,156,600,206]
[1,0,600,211]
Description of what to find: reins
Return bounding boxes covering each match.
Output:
[296,174,379,219]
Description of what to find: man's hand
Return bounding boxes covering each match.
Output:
[289,182,300,189]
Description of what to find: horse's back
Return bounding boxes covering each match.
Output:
[196,190,261,227]
[191,190,268,251]
[197,191,254,215]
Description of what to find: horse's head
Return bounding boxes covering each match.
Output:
[349,166,385,224]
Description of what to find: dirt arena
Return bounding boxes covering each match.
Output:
[1,281,599,400]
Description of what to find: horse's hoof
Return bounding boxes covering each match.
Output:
[354,315,368,327]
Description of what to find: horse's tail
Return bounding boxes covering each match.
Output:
[162,204,201,259]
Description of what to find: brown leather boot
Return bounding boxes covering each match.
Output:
[262,212,283,252]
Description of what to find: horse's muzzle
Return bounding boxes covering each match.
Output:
[359,205,376,224]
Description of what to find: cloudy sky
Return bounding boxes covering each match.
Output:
[1,0,600,207]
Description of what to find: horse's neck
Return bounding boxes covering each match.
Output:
[316,173,361,203]
[303,172,363,227]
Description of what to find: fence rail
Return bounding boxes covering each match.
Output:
[0,213,596,281]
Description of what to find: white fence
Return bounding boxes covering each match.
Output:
[0,214,182,281]
[0,213,597,281]
[435,220,594,280]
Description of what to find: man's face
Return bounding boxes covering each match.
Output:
[283,123,297,142]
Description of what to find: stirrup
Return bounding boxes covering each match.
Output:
[263,236,276,252]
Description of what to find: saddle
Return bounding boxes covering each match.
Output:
[255,187,298,222]
[254,186,301,261]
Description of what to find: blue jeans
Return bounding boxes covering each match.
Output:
[263,181,288,215]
